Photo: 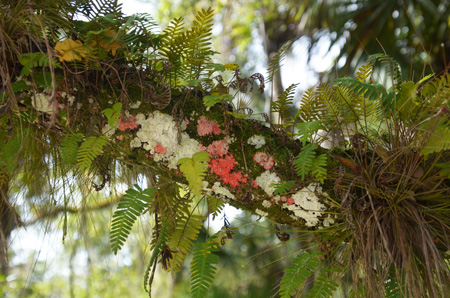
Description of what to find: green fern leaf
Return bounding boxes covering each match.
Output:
[279,250,322,298]
[178,152,210,197]
[370,53,403,92]
[167,213,205,272]
[208,196,225,220]
[296,120,323,146]
[266,40,292,83]
[102,102,122,129]
[296,86,328,122]
[272,83,299,116]
[294,143,318,180]
[311,154,327,184]
[304,270,338,298]
[110,185,156,254]
[420,127,450,157]
[76,136,108,172]
[60,133,83,166]
[144,220,172,292]
[190,240,219,298]
[355,61,373,83]
[272,180,296,195]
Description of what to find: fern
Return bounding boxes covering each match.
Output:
[144,220,172,292]
[60,133,83,166]
[334,78,386,102]
[266,40,292,83]
[304,270,339,298]
[296,121,323,146]
[420,127,450,157]
[272,180,296,195]
[110,185,156,254]
[178,152,210,197]
[355,61,373,83]
[0,129,29,174]
[166,213,205,272]
[370,53,403,92]
[279,250,322,298]
[272,83,299,117]
[294,143,318,180]
[77,0,123,19]
[158,17,186,83]
[190,240,219,298]
[296,86,327,122]
[208,196,225,220]
[76,135,108,172]
[311,154,327,184]
[102,102,122,129]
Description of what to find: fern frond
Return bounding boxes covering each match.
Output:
[190,240,219,298]
[266,40,292,83]
[304,270,339,298]
[167,213,205,272]
[294,143,318,180]
[77,0,123,19]
[158,17,186,82]
[296,87,327,122]
[355,61,373,83]
[370,53,403,92]
[272,180,296,195]
[208,196,225,220]
[311,154,327,184]
[110,185,156,254]
[60,133,83,166]
[420,127,450,157]
[279,250,322,298]
[334,78,386,102]
[144,220,172,292]
[272,83,299,117]
[178,152,209,197]
[296,120,323,146]
[76,136,108,172]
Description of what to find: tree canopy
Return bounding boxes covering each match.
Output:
[2,0,450,297]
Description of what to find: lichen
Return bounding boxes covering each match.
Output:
[253,152,274,170]
[247,135,266,149]
[197,115,222,136]
[209,154,247,188]
[255,171,280,196]
[32,93,53,114]
[255,209,268,217]
[211,182,235,200]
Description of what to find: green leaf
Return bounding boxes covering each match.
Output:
[272,180,296,195]
[178,152,210,197]
[76,136,109,172]
[190,240,219,298]
[296,121,323,146]
[279,250,322,298]
[110,185,156,254]
[304,269,339,298]
[60,133,84,166]
[294,143,318,180]
[311,154,327,184]
[102,102,122,129]
[203,94,233,108]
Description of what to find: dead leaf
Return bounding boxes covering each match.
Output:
[54,38,89,62]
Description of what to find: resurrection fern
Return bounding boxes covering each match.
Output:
[296,121,323,146]
[77,0,123,19]
[272,83,299,119]
[76,136,108,172]
[178,152,210,197]
[183,8,215,79]
[208,196,226,220]
[420,127,450,157]
[166,213,205,272]
[294,143,318,180]
[279,250,322,298]
[272,180,296,195]
[266,40,292,83]
[296,86,327,122]
[145,220,172,292]
[110,185,156,254]
[370,53,402,92]
[355,61,374,83]
[334,78,386,103]
[311,154,327,184]
[158,17,186,83]
[60,133,83,166]
[190,240,219,298]
[102,102,122,129]
[304,270,339,298]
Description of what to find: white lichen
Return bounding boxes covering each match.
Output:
[262,200,272,208]
[255,209,268,217]
[255,171,280,196]
[32,93,53,114]
[211,182,235,200]
[283,183,327,227]
[130,101,141,109]
[130,137,142,148]
[247,135,266,149]
[134,111,200,168]
[102,124,116,137]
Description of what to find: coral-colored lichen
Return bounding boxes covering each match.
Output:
[197,116,222,136]
[116,135,123,141]
[251,180,258,189]
[253,152,275,170]
[154,143,167,154]
[209,154,247,188]
[286,197,295,206]
[207,139,229,158]
[118,115,139,131]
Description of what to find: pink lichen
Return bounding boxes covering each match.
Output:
[207,139,229,158]
[197,116,222,136]
[251,180,259,189]
[116,135,124,141]
[154,143,167,154]
[118,115,139,131]
[209,154,247,188]
[253,152,275,170]
[286,197,295,206]
[185,117,190,125]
